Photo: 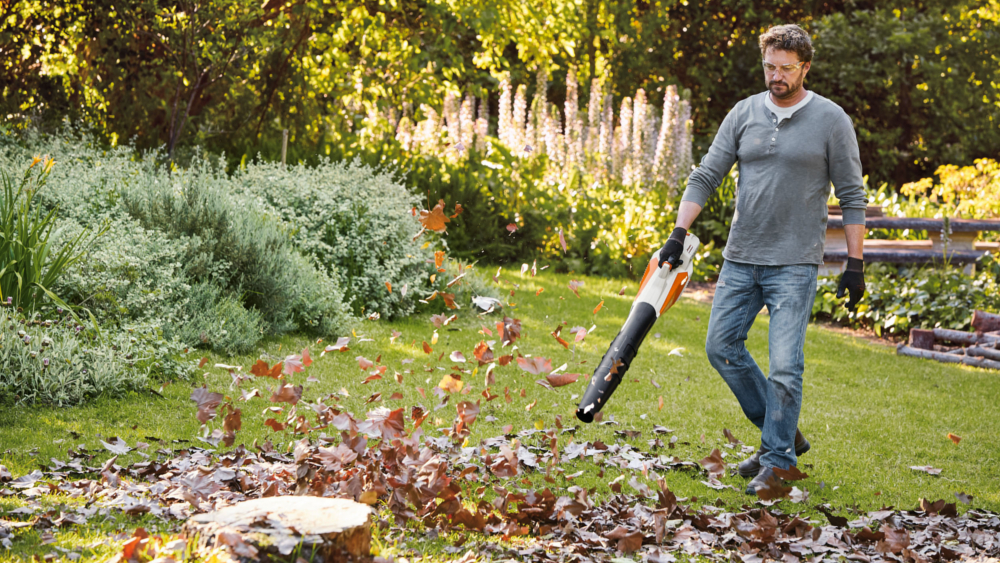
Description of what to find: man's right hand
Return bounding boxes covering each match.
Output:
[658,227,688,269]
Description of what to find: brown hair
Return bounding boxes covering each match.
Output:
[758,24,814,63]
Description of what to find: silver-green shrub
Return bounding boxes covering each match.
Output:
[0,308,192,407]
[233,158,431,318]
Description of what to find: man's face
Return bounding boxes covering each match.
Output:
[763,47,810,100]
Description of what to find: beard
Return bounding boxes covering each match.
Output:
[768,78,802,100]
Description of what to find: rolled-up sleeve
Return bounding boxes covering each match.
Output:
[828,112,868,226]
[681,106,739,207]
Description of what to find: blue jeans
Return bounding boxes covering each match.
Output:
[705,260,818,470]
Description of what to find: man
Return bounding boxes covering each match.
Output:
[656,24,867,495]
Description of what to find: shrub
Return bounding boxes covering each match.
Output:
[233,158,430,319]
[0,308,193,407]
[166,282,265,356]
[119,153,352,335]
[51,216,190,328]
[813,252,1000,337]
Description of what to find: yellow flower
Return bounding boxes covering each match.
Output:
[42,157,55,174]
[29,156,41,169]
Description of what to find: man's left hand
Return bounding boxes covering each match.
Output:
[836,257,865,311]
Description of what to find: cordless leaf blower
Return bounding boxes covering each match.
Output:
[576,232,701,423]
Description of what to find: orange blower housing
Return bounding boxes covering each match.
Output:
[576,232,700,422]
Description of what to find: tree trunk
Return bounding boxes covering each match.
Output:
[184,496,372,563]
[909,328,935,350]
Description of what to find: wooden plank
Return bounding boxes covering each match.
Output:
[897,344,1000,370]
[827,217,1000,232]
[823,249,984,264]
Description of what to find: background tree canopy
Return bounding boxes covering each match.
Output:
[3,0,998,188]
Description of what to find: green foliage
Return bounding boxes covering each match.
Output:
[0,308,194,407]
[0,161,100,314]
[118,153,351,336]
[8,0,997,191]
[813,253,1000,337]
[902,158,1000,220]
[166,283,265,357]
[232,158,430,319]
[51,217,190,328]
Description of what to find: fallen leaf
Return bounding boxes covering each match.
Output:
[593,300,604,314]
[910,465,942,475]
[357,356,374,370]
[568,280,583,297]
[773,465,808,481]
[698,448,725,478]
[947,432,961,444]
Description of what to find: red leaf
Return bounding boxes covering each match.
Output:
[593,300,604,314]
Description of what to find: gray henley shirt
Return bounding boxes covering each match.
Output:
[682,90,868,266]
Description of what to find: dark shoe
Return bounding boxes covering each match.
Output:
[745,466,782,495]
[737,429,811,477]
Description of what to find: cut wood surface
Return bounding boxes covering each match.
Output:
[909,328,936,350]
[184,496,371,562]
[972,310,1000,334]
[897,344,1000,371]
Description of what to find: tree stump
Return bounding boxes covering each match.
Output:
[184,497,372,563]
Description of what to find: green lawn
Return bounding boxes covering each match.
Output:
[2,270,998,561]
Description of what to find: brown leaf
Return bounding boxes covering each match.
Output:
[473,341,494,365]
[722,428,741,444]
[356,355,374,370]
[876,526,910,554]
[947,432,961,444]
[270,383,302,405]
[419,199,450,233]
[772,465,808,481]
[545,372,580,387]
[909,465,942,475]
[658,396,664,411]
[698,448,725,478]
[517,356,553,375]
[593,300,604,314]
[558,229,567,254]
[190,386,224,424]
[356,407,406,441]
[755,476,792,500]
[264,418,287,432]
[422,341,433,354]
[250,359,283,379]
[198,357,209,368]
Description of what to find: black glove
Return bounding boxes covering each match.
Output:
[836,257,865,312]
[657,227,688,270]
